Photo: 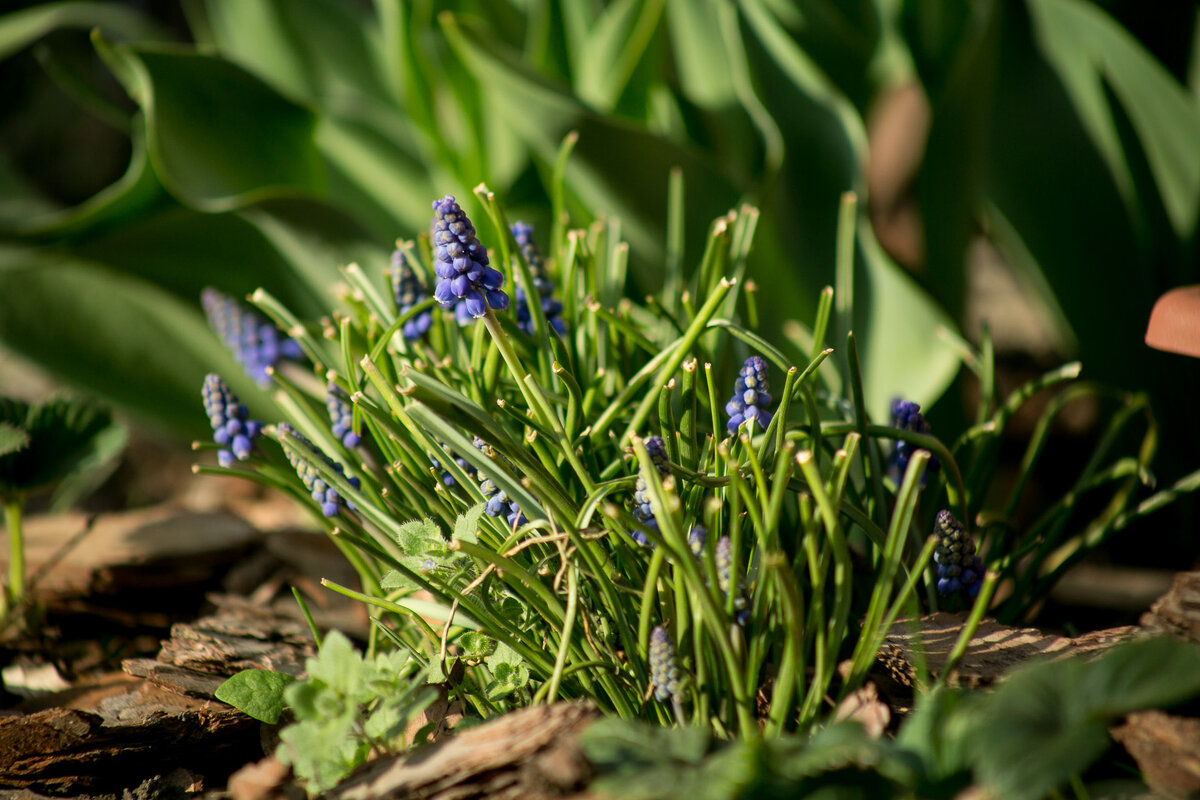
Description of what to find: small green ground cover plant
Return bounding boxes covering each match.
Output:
[206,170,1200,795]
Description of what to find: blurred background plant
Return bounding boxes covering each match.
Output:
[0,0,1197,572]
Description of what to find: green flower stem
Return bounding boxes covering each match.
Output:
[250,288,334,374]
[637,547,667,655]
[703,363,722,454]
[619,279,736,444]
[765,554,805,737]
[553,361,584,440]
[937,568,1001,687]
[833,192,856,381]
[679,359,699,468]
[543,565,579,706]
[658,380,680,465]
[633,437,756,738]
[5,496,25,612]
[367,298,441,366]
[847,333,887,527]
[521,374,596,494]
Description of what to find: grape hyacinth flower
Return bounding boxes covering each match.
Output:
[474,437,526,528]
[649,625,680,703]
[202,374,262,467]
[630,436,671,545]
[326,383,361,449]
[725,356,773,435]
[511,222,566,336]
[430,450,476,487]
[933,510,983,598]
[431,195,509,324]
[279,423,361,518]
[201,287,304,387]
[889,398,940,484]
[715,536,751,626]
[688,524,708,556]
[390,249,434,340]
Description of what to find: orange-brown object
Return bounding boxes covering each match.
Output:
[1145,285,1200,357]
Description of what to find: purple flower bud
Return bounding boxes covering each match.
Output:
[202,374,262,466]
[390,250,434,340]
[888,398,940,484]
[726,357,773,435]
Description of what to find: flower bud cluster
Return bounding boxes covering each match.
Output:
[630,436,671,545]
[889,398,940,484]
[474,437,526,528]
[511,222,565,336]
[201,287,303,387]
[430,451,476,487]
[431,195,509,324]
[715,536,750,626]
[326,383,362,449]
[725,356,772,435]
[688,524,707,555]
[649,625,680,702]
[279,423,361,518]
[933,510,983,598]
[390,250,434,340]
[202,374,262,467]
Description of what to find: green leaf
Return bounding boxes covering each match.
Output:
[48,420,128,511]
[0,1,160,61]
[305,629,365,700]
[453,502,486,544]
[0,423,29,458]
[394,517,443,554]
[215,668,295,724]
[969,637,1200,800]
[0,395,114,495]
[1028,0,1200,240]
[99,40,325,211]
[484,640,530,700]
[0,247,256,435]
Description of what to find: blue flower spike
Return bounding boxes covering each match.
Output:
[201,287,303,387]
[473,437,526,528]
[649,625,681,703]
[725,356,773,435]
[933,510,983,598]
[431,195,509,324]
[630,436,671,545]
[390,249,434,340]
[715,535,751,626]
[278,423,361,518]
[326,382,361,449]
[430,450,476,487]
[202,374,262,467]
[688,524,708,556]
[889,398,941,484]
[511,222,566,336]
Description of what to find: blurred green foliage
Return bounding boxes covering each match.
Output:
[0,0,1195,464]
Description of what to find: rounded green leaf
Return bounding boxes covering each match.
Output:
[215,668,295,724]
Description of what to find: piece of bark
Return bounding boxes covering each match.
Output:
[227,757,304,800]
[0,684,258,794]
[329,701,600,800]
[1111,710,1200,798]
[832,682,891,738]
[5,506,258,604]
[878,612,1139,689]
[1140,571,1200,643]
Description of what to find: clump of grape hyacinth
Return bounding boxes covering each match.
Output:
[630,436,671,545]
[390,249,434,340]
[511,222,565,336]
[649,625,680,702]
[326,383,361,449]
[933,510,983,598]
[889,398,940,484]
[474,437,526,528]
[201,287,304,387]
[431,195,509,324]
[279,423,361,518]
[715,536,750,626]
[202,374,262,467]
[725,356,773,435]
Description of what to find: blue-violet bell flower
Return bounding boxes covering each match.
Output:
[630,436,671,545]
[474,437,526,528]
[649,625,681,703]
[511,222,566,336]
[278,423,361,518]
[889,398,940,484]
[933,510,983,598]
[390,249,435,340]
[202,374,262,467]
[431,195,509,323]
[725,356,773,435]
[201,287,303,387]
[326,383,361,449]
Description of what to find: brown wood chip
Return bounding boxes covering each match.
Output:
[1112,710,1200,798]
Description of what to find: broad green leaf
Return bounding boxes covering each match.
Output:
[0,395,114,496]
[306,630,364,699]
[0,423,29,458]
[969,637,1200,800]
[215,668,295,724]
[100,42,325,211]
[453,501,487,544]
[0,247,255,436]
[1028,0,1200,240]
[394,517,443,553]
[0,1,159,61]
[665,0,736,109]
[574,0,665,111]
[0,120,164,239]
